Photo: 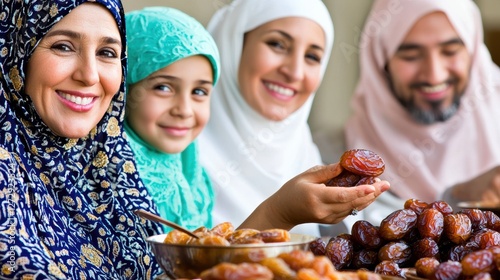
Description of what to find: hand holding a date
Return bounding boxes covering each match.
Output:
[240,149,390,231]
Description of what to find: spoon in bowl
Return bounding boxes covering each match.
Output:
[134,209,199,239]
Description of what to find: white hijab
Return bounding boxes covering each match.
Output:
[199,0,334,236]
[346,0,500,211]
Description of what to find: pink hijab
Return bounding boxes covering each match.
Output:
[345,0,500,202]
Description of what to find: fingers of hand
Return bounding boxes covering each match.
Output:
[319,186,371,216]
[319,180,389,222]
[373,180,391,195]
[303,163,342,184]
[482,189,500,204]
[356,180,390,195]
[493,175,500,192]
[479,176,500,203]
[323,181,389,203]
[349,182,391,212]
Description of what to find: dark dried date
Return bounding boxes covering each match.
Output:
[444,213,472,245]
[458,209,487,232]
[351,249,378,270]
[309,238,327,256]
[325,170,361,187]
[325,149,384,187]
[351,220,383,250]
[418,208,444,241]
[461,249,494,276]
[415,257,440,279]
[374,260,404,278]
[404,198,429,215]
[340,149,385,176]
[325,236,353,270]
[412,237,440,260]
[379,209,418,241]
[428,200,454,216]
[432,260,462,280]
[484,211,500,232]
[378,241,412,265]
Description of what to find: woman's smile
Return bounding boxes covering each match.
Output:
[57,91,97,111]
[263,81,295,101]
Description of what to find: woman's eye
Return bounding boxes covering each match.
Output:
[98,48,118,58]
[51,43,73,52]
[306,53,321,63]
[267,40,286,50]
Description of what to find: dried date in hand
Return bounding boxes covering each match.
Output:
[340,149,385,176]
[326,149,385,187]
[325,170,361,187]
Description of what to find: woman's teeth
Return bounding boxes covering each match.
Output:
[61,93,93,105]
[266,83,294,96]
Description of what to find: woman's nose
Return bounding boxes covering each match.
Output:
[279,53,305,81]
[72,54,100,86]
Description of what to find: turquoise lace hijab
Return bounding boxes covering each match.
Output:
[125,7,220,231]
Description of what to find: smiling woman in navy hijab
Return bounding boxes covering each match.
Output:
[0,0,161,278]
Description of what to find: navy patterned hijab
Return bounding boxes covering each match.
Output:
[0,1,162,279]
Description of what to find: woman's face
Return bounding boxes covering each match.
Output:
[25,3,122,138]
[126,56,213,154]
[238,17,325,121]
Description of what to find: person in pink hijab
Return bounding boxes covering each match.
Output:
[345,0,500,221]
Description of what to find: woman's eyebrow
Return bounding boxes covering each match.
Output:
[44,29,81,39]
[268,29,324,51]
[44,29,121,45]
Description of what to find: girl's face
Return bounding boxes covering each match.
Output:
[25,3,122,138]
[126,55,214,154]
[238,17,325,121]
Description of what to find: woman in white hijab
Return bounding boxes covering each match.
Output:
[345,0,500,223]
[199,0,370,235]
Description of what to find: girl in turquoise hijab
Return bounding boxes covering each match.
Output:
[125,7,220,231]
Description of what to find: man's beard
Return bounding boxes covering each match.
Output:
[388,76,463,125]
[406,96,461,124]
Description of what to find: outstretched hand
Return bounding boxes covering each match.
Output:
[447,166,500,207]
[478,166,500,204]
[239,163,390,231]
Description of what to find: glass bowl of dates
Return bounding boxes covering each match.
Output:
[146,222,316,279]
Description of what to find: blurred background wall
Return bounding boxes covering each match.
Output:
[122,0,500,164]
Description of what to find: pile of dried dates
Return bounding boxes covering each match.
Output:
[309,198,500,279]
